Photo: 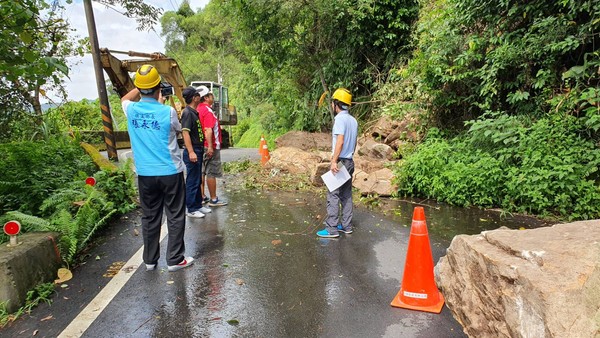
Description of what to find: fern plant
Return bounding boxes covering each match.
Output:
[1,164,137,265]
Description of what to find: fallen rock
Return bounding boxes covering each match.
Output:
[354,154,387,174]
[367,115,400,140]
[385,118,420,144]
[363,114,422,148]
[310,162,330,187]
[266,147,324,174]
[275,131,330,151]
[357,139,395,160]
[315,150,331,162]
[383,127,403,144]
[357,135,370,147]
[352,169,369,185]
[435,221,600,338]
[352,168,396,196]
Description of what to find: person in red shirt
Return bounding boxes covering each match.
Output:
[197,86,228,207]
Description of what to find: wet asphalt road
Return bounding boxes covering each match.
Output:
[83,191,464,338]
[2,148,468,338]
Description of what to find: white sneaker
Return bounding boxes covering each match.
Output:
[145,263,156,271]
[199,206,212,214]
[186,211,205,218]
[168,256,194,272]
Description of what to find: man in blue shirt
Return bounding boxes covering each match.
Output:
[121,64,194,272]
[317,88,358,238]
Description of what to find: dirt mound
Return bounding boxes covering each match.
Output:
[275,131,330,151]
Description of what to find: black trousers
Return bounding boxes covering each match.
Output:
[138,172,186,266]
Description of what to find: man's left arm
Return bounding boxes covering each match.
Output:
[331,134,344,174]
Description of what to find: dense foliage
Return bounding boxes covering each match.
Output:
[1,165,137,265]
[0,139,137,264]
[391,0,600,219]
[404,0,600,129]
[43,95,127,134]
[0,0,83,139]
[396,114,600,220]
[162,0,418,133]
[0,139,96,215]
[1,0,159,142]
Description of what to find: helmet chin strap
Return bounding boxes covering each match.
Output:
[332,100,348,112]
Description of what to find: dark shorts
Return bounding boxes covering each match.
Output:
[203,148,223,178]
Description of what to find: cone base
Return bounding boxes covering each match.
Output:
[390,290,445,314]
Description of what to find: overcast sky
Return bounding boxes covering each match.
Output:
[50,0,209,102]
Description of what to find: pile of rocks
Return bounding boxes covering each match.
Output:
[266,114,420,196]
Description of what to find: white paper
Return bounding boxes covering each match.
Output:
[321,163,351,192]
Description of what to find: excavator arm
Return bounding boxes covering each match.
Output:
[100,48,186,113]
[99,48,237,132]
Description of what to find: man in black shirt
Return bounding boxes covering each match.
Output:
[181,87,213,218]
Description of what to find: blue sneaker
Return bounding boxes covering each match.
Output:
[336,224,353,234]
[317,229,339,238]
[208,198,228,207]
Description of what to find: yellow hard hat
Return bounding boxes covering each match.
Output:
[332,88,352,106]
[134,64,161,89]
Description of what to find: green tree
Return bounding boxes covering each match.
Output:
[161,0,418,132]
[1,0,162,142]
[406,0,600,129]
[92,0,163,31]
[1,0,77,138]
[225,0,418,130]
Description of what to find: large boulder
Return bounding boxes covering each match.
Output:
[275,131,330,151]
[266,147,324,174]
[357,139,395,160]
[364,113,422,146]
[435,221,600,338]
[367,114,401,140]
[352,168,397,196]
[353,154,387,174]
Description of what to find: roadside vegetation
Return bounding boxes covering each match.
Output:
[388,0,600,220]
[0,139,137,266]
[0,283,55,328]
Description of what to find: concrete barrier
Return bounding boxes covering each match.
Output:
[0,232,61,313]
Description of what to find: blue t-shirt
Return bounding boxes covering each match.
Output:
[122,98,184,176]
[332,110,358,159]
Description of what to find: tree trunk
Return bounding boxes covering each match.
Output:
[318,67,333,125]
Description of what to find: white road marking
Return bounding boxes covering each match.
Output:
[58,220,168,338]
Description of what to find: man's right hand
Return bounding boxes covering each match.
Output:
[330,161,339,174]
[206,147,214,158]
[189,152,198,163]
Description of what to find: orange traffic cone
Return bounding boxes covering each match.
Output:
[259,135,266,156]
[391,206,445,313]
[261,143,270,165]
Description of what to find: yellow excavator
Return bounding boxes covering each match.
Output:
[100,48,237,147]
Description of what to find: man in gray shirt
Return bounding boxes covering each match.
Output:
[317,88,358,238]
